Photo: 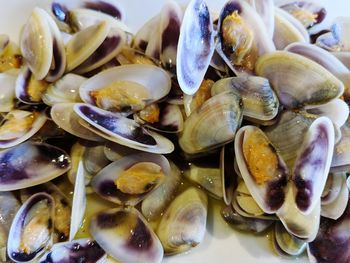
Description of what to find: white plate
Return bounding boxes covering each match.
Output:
[0,1,348,263]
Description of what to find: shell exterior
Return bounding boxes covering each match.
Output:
[8,193,55,263]
[211,76,279,121]
[331,121,350,171]
[176,0,215,95]
[0,142,70,191]
[0,72,17,112]
[156,187,208,255]
[92,152,170,206]
[90,206,163,263]
[179,91,243,154]
[20,8,53,80]
[220,142,237,205]
[38,238,106,263]
[255,51,344,109]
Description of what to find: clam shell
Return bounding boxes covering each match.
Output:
[38,238,106,263]
[220,142,237,205]
[331,121,350,171]
[179,91,243,154]
[0,34,9,55]
[211,76,279,121]
[91,152,170,206]
[321,172,345,205]
[255,51,344,109]
[156,187,208,255]
[0,72,17,112]
[133,15,159,51]
[51,103,102,141]
[8,193,55,262]
[20,8,53,80]
[90,207,163,263]
[0,142,70,191]
[332,51,350,69]
[176,0,215,95]
[104,141,138,161]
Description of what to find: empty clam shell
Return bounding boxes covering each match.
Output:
[176,0,215,95]
[38,238,106,263]
[8,193,55,263]
[255,51,344,109]
[90,207,163,263]
[156,187,208,255]
[0,142,70,191]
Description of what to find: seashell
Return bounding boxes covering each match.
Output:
[179,91,243,154]
[0,110,47,149]
[285,42,350,102]
[0,142,70,191]
[38,238,106,263]
[103,141,138,161]
[0,192,20,262]
[52,0,124,22]
[133,15,159,52]
[90,206,163,263]
[211,76,279,121]
[307,200,350,263]
[74,103,174,153]
[235,125,289,213]
[116,47,158,66]
[0,72,17,112]
[65,21,110,72]
[15,66,48,105]
[255,51,344,109]
[273,7,309,50]
[332,51,350,69]
[331,17,350,51]
[92,152,170,206]
[220,142,237,205]
[279,0,326,29]
[135,102,184,133]
[0,34,9,55]
[69,161,86,241]
[216,0,275,75]
[8,193,55,263]
[321,172,348,220]
[20,182,71,243]
[321,172,345,205]
[42,74,86,106]
[50,103,102,141]
[159,0,182,70]
[331,121,350,172]
[273,222,306,257]
[83,144,110,175]
[20,8,53,80]
[141,161,181,220]
[176,0,215,95]
[221,204,273,233]
[315,31,340,52]
[79,64,171,114]
[156,187,208,255]
[0,40,22,73]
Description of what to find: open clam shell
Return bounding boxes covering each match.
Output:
[220,142,237,205]
[79,64,171,113]
[90,206,163,263]
[0,110,47,149]
[8,193,55,263]
[38,238,106,263]
[255,51,344,109]
[0,142,70,191]
[156,187,208,255]
[92,152,170,206]
[0,72,17,112]
[331,121,350,172]
[176,0,215,95]
[179,91,243,154]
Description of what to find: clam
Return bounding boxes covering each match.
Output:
[179,91,243,154]
[133,15,159,52]
[79,64,171,114]
[331,121,350,172]
[211,76,279,121]
[74,103,174,154]
[285,42,350,102]
[176,0,215,95]
[103,141,138,161]
[0,142,70,191]
[83,144,110,175]
[255,51,344,109]
[0,37,22,73]
[38,238,106,263]
[90,206,163,263]
[8,193,55,262]
[332,51,350,69]
[91,152,170,206]
[20,182,71,243]
[220,142,237,205]
[42,74,86,106]
[0,192,20,262]
[156,187,208,255]
[0,110,47,149]
[141,161,181,220]
[216,0,275,75]
[0,34,9,55]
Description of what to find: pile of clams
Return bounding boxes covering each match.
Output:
[0,0,349,262]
